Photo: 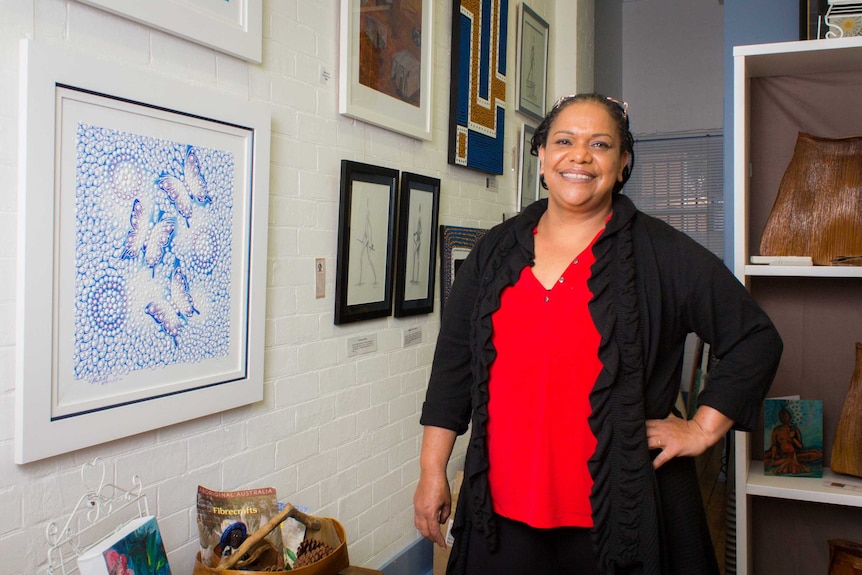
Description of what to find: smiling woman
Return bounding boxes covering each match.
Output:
[414,93,782,575]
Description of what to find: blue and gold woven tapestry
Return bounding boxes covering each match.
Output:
[448,0,508,175]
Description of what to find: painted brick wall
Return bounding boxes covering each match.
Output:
[0,0,564,573]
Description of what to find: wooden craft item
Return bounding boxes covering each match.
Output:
[829,539,862,575]
[831,342,862,478]
[759,132,862,265]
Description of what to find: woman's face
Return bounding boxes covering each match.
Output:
[538,101,629,213]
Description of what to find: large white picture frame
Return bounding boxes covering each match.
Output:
[15,40,271,464]
[339,0,434,140]
[76,0,263,62]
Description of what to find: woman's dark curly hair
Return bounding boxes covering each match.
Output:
[530,93,635,194]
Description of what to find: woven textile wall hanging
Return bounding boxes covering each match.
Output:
[447,0,509,175]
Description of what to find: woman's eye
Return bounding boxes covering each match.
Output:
[592,141,611,149]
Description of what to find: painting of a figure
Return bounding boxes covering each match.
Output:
[763,398,824,477]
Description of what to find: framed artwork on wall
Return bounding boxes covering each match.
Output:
[518,123,540,211]
[338,0,434,140]
[448,0,509,174]
[15,40,271,464]
[439,225,487,312]
[516,3,549,121]
[394,172,441,317]
[75,0,263,62]
[335,160,399,324]
[800,0,828,39]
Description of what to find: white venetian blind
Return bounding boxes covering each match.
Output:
[626,133,724,259]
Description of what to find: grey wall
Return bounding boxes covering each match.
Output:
[722,0,799,261]
[594,0,623,98]
[620,0,724,136]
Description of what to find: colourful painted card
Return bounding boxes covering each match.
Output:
[77,515,171,575]
[763,398,824,478]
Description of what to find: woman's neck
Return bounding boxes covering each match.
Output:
[537,200,612,249]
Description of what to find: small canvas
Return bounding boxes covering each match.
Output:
[763,398,824,478]
[77,515,171,575]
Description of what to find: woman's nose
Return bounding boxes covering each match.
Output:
[568,144,591,163]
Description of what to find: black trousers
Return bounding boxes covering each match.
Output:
[465,513,599,575]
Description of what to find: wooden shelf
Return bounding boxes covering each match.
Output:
[746,461,862,507]
[744,265,862,278]
[733,35,862,574]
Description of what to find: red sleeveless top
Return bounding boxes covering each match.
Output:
[487,233,602,528]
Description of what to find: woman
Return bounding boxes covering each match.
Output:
[413,93,783,574]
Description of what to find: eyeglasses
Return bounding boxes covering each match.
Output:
[551,95,629,119]
[605,96,629,118]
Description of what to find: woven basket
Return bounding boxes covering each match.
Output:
[760,132,862,265]
[193,518,349,575]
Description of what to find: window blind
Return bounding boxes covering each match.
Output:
[626,134,724,259]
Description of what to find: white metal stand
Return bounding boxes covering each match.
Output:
[46,458,149,575]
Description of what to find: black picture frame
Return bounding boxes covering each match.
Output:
[518,123,540,211]
[394,172,441,317]
[516,3,550,122]
[439,225,487,313]
[801,0,828,39]
[334,160,399,324]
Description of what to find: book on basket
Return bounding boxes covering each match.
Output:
[76,515,171,575]
[196,485,283,568]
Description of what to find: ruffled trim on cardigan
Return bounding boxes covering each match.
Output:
[449,202,542,558]
[588,204,661,574]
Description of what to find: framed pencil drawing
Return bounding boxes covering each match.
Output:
[338,0,434,140]
[394,173,440,317]
[15,40,271,464]
[335,160,399,324]
[518,123,540,211]
[516,3,549,121]
[439,225,487,312]
[75,0,263,62]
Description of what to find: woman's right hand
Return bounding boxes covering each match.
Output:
[413,470,452,548]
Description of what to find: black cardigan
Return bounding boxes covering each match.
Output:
[420,195,783,574]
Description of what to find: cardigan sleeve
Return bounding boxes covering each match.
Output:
[419,241,483,435]
[672,232,783,432]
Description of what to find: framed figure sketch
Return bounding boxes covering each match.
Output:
[516,3,550,121]
[335,160,399,324]
[518,123,540,211]
[394,172,440,317]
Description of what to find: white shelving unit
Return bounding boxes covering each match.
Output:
[733,36,862,575]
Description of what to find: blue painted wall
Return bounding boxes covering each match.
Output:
[722,0,800,263]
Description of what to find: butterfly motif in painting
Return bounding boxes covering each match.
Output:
[157,146,211,225]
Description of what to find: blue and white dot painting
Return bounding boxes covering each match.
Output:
[74,123,234,385]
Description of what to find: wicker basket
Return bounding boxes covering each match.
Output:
[193,518,349,575]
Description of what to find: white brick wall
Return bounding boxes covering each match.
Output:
[0,0,572,573]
